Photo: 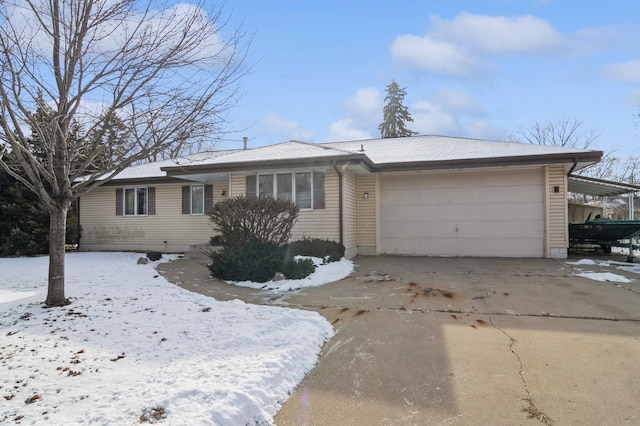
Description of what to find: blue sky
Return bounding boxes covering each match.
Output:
[217,1,640,156]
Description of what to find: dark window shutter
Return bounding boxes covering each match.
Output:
[182,186,190,214]
[147,187,156,215]
[116,188,123,215]
[204,184,213,213]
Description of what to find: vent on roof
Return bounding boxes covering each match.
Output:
[243,136,248,150]
[359,144,364,152]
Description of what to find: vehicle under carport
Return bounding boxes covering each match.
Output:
[568,174,640,261]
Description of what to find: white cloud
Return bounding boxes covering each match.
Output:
[4,1,226,65]
[391,34,479,77]
[409,92,501,139]
[430,12,563,54]
[604,60,640,83]
[261,113,314,141]
[323,87,381,142]
[411,100,459,135]
[326,86,497,142]
[433,88,484,116]
[326,118,373,142]
[391,12,564,77]
[344,87,382,118]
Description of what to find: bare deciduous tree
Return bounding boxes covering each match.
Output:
[507,117,613,178]
[0,0,250,306]
[508,117,600,149]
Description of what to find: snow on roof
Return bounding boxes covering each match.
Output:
[165,140,355,167]
[111,135,599,180]
[320,135,595,164]
[112,149,241,180]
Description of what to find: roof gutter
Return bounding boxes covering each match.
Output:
[371,151,603,174]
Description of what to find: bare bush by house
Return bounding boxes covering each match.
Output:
[209,196,299,247]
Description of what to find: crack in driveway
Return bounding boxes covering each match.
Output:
[488,315,554,425]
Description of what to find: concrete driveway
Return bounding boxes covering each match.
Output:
[158,254,640,425]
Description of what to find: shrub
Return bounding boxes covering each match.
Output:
[282,257,316,280]
[208,241,316,283]
[209,196,299,247]
[287,237,345,263]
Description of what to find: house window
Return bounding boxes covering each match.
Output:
[245,171,325,210]
[277,173,292,201]
[313,171,325,209]
[258,174,273,197]
[246,175,257,198]
[191,184,204,215]
[295,172,312,209]
[124,187,147,216]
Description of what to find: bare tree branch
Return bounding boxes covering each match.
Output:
[0,0,251,306]
[507,117,600,149]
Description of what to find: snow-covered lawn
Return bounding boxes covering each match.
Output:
[0,252,335,425]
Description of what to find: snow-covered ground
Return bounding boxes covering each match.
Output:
[0,252,338,425]
[230,256,354,291]
[567,257,640,283]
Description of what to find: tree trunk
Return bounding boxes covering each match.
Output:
[46,202,70,307]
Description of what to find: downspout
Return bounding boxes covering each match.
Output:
[76,197,81,250]
[567,157,578,177]
[332,162,344,246]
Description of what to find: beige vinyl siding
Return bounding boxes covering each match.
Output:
[356,174,377,255]
[80,183,214,252]
[546,165,568,258]
[229,173,246,197]
[212,181,229,202]
[343,170,358,258]
[291,169,340,243]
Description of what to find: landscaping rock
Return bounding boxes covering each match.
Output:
[146,252,162,261]
[137,257,149,265]
[272,272,286,281]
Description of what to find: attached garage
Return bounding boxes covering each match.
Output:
[379,168,545,257]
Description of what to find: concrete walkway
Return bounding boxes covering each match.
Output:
[158,254,640,425]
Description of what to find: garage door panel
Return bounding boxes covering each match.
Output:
[381,220,543,240]
[380,202,543,223]
[380,169,545,257]
[381,169,540,191]
[382,185,541,206]
[381,237,543,257]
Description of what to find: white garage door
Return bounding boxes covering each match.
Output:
[380,169,544,257]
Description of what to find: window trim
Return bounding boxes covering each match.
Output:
[123,186,148,216]
[247,170,325,211]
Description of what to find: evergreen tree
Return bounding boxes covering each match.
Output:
[378,80,417,138]
[0,97,87,257]
[0,154,50,256]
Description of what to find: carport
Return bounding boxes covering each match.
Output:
[568,174,639,219]
[568,174,640,261]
